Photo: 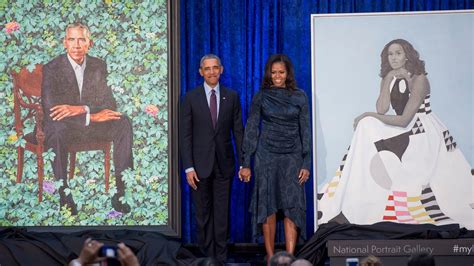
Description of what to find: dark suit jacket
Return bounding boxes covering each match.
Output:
[41,54,116,128]
[179,85,243,178]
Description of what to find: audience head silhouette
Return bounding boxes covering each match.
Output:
[407,252,435,266]
[269,251,295,266]
[361,255,382,266]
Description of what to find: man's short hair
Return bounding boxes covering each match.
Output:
[291,259,312,266]
[407,252,435,266]
[65,22,91,40]
[200,54,221,67]
[360,255,382,266]
[269,251,295,266]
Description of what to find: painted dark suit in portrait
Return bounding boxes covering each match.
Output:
[42,23,133,214]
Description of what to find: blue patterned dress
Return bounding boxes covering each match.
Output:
[242,87,311,239]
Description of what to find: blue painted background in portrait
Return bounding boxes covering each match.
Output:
[313,11,473,188]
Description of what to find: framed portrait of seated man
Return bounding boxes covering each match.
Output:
[0,0,181,236]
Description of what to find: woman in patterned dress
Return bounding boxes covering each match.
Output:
[239,54,311,259]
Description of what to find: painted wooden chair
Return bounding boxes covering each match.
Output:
[12,64,112,202]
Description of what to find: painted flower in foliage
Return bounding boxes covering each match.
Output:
[145,104,159,117]
[7,134,18,144]
[43,181,56,194]
[4,21,20,34]
[145,32,155,39]
[107,210,122,218]
[149,175,159,183]
[112,85,125,94]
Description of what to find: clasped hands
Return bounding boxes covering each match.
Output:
[239,167,251,182]
[353,68,413,130]
[388,68,412,81]
[50,105,121,122]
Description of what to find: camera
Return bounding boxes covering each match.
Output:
[346,257,359,266]
[99,245,118,258]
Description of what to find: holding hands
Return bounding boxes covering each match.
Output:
[239,167,251,182]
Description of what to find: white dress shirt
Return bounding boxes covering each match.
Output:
[67,54,90,125]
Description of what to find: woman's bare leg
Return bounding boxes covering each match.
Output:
[262,214,276,263]
[284,217,298,254]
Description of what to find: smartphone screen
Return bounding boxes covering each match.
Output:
[346,257,359,266]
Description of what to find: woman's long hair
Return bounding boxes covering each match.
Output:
[380,39,427,78]
[261,54,297,90]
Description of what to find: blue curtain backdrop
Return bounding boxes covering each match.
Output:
[179,0,472,243]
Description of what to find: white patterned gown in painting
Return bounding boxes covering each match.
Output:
[317,78,473,229]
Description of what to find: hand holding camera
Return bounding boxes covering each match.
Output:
[117,242,140,266]
[99,245,118,258]
[75,238,104,264]
[70,238,139,266]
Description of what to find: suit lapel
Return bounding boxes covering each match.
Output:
[216,86,228,131]
[81,55,93,103]
[60,55,81,103]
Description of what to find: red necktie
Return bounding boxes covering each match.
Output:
[210,89,217,128]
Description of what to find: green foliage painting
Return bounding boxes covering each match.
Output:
[0,0,169,226]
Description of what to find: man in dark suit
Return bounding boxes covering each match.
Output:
[42,22,133,215]
[179,54,244,262]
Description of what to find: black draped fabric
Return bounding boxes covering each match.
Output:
[0,229,196,265]
[296,222,474,266]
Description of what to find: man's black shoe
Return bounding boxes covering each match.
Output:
[112,193,131,213]
[59,192,78,215]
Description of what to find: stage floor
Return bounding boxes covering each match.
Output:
[183,243,303,265]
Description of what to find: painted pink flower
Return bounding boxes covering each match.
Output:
[107,210,123,218]
[4,21,20,34]
[145,104,159,117]
[112,85,125,94]
[43,180,55,194]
